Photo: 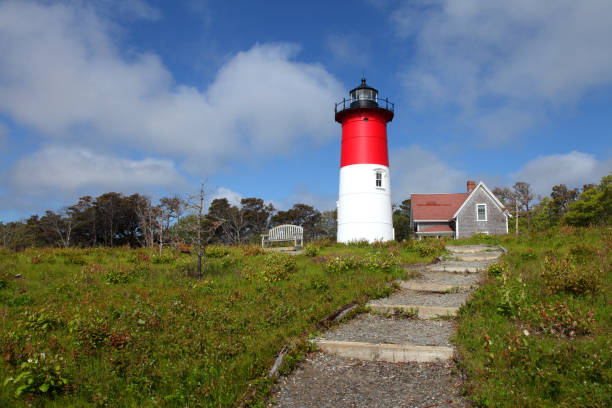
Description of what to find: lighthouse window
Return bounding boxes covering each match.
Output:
[375,171,382,187]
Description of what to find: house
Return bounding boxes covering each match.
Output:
[410,181,509,239]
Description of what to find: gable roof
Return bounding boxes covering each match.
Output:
[452,181,508,219]
[411,193,468,221]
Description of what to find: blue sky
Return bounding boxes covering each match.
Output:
[0,0,611,221]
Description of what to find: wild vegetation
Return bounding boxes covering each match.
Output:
[454,227,611,407]
[0,240,443,407]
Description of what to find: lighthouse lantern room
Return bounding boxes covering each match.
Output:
[335,78,395,243]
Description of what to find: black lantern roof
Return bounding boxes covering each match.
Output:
[335,78,394,123]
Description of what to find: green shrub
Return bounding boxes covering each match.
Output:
[263,252,296,281]
[324,256,362,274]
[247,252,297,282]
[24,308,63,332]
[361,252,399,272]
[104,265,134,284]
[521,302,595,338]
[3,352,69,397]
[303,244,320,257]
[487,261,508,277]
[568,244,597,265]
[541,255,602,296]
[205,245,230,258]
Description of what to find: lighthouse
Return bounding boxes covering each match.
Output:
[335,78,395,243]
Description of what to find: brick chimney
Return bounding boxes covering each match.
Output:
[467,180,476,193]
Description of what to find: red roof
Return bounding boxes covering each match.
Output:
[420,225,454,233]
[411,194,468,221]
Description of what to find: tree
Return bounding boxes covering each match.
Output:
[565,174,612,226]
[493,186,519,235]
[393,199,411,241]
[550,184,579,218]
[513,182,535,233]
[271,204,321,241]
[40,209,73,248]
[316,210,337,240]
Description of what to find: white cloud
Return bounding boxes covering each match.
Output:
[0,1,344,172]
[391,145,467,199]
[510,151,612,196]
[7,146,187,196]
[392,0,612,144]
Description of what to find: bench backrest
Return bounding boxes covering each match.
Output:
[269,224,303,240]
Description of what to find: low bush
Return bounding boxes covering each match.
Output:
[303,244,319,257]
[246,252,297,282]
[104,265,135,284]
[487,261,508,277]
[4,352,69,398]
[324,256,362,274]
[541,254,602,296]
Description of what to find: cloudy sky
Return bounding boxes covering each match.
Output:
[0,0,610,220]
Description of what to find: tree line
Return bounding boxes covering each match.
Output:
[0,190,339,250]
[493,173,611,234]
[1,173,608,249]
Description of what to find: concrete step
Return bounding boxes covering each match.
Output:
[399,281,471,293]
[445,244,500,254]
[313,340,454,363]
[403,271,482,290]
[427,260,493,273]
[320,312,455,346]
[450,252,502,261]
[368,304,458,319]
[269,353,468,407]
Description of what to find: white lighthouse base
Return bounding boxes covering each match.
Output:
[337,164,394,243]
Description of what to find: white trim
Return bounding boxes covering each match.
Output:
[505,213,508,234]
[476,203,487,221]
[452,181,507,219]
[455,219,459,239]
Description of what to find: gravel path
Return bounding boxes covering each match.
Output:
[267,245,504,407]
[369,290,470,308]
[320,313,455,347]
[268,353,468,408]
[409,271,483,287]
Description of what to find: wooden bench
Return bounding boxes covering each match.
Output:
[261,224,304,248]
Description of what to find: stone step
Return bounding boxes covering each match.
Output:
[427,260,493,273]
[404,271,482,289]
[368,289,469,310]
[399,281,471,293]
[313,340,454,363]
[320,313,455,346]
[445,244,500,254]
[269,353,468,407]
[368,304,458,319]
[450,252,502,261]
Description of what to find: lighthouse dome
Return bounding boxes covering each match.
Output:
[349,78,378,108]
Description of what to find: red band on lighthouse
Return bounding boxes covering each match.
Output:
[340,110,390,167]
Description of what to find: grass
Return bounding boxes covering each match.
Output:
[0,240,441,407]
[453,227,612,407]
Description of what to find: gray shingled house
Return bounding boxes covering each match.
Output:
[410,181,510,239]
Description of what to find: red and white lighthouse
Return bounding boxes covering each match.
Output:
[335,78,395,243]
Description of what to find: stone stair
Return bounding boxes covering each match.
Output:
[269,244,504,407]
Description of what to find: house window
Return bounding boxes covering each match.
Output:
[477,204,487,221]
[375,171,382,187]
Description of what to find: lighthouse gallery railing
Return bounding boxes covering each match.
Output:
[334,96,395,114]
